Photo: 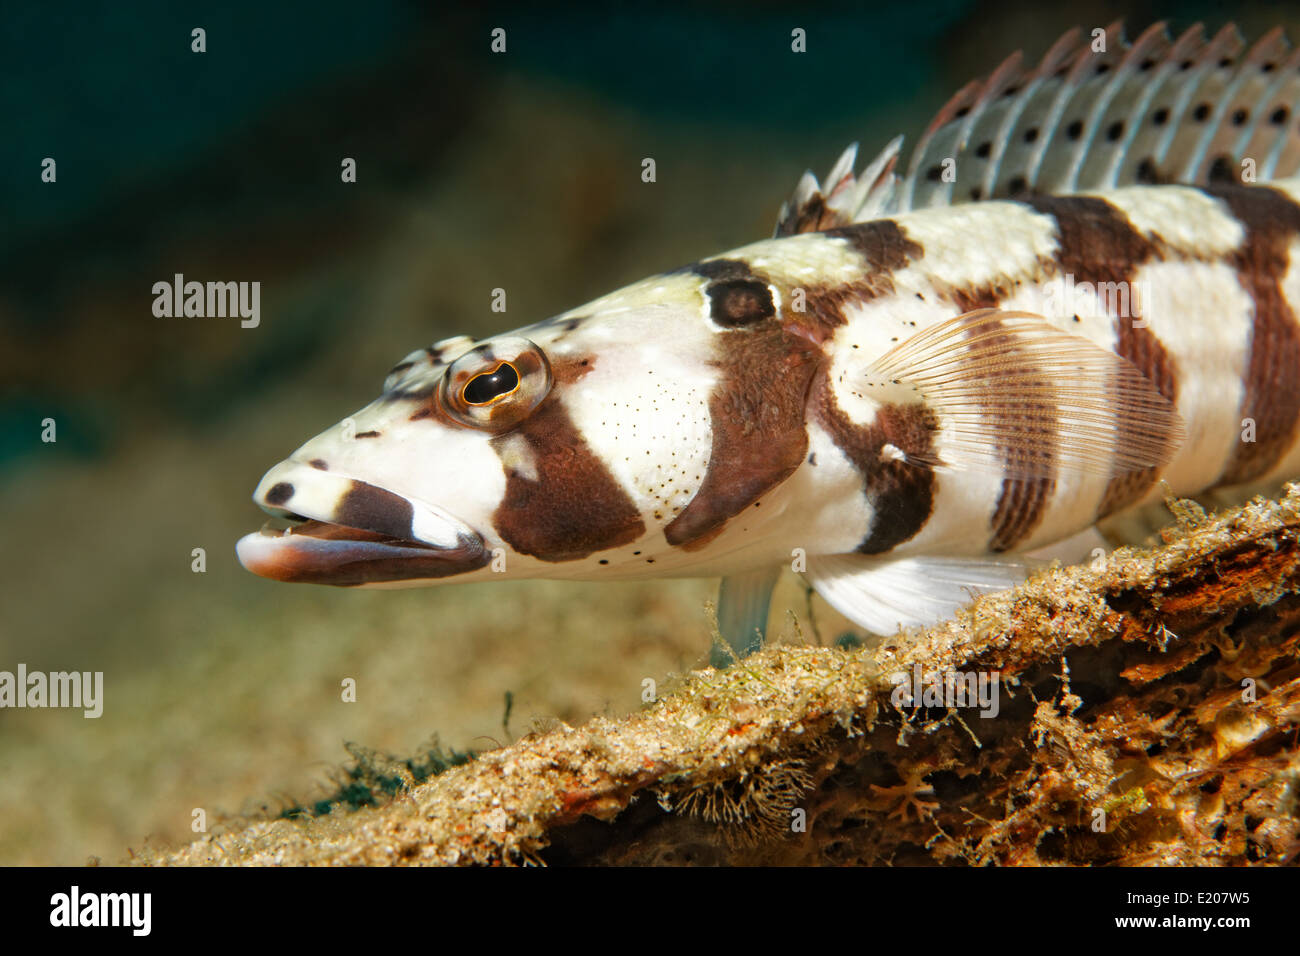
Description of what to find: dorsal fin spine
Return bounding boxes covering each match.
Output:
[1018,40,1099,189]
[1111,23,1206,185]
[977,28,1081,198]
[774,21,1300,235]
[1179,28,1273,182]
[1259,47,1300,179]
[1089,22,1173,190]
[1057,22,1128,191]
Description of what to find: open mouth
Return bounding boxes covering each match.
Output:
[236,473,490,586]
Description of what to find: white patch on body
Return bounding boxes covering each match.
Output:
[711,233,871,287]
[891,200,1059,293]
[824,295,956,425]
[990,280,1121,549]
[1091,185,1245,257]
[1127,259,1253,498]
[551,298,717,532]
[542,272,705,328]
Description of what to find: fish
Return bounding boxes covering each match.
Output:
[237,21,1300,658]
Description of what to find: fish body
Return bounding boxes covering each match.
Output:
[238,23,1300,653]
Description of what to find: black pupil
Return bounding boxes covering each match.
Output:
[463,363,520,405]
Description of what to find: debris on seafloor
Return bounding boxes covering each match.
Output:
[149,487,1300,865]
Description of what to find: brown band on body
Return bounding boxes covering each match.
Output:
[491,395,645,562]
[796,221,932,553]
[1209,185,1300,486]
[666,225,923,550]
[793,221,925,345]
[975,315,1058,552]
[822,220,922,272]
[1024,194,1175,518]
[664,326,822,550]
[923,283,1056,550]
[810,372,938,554]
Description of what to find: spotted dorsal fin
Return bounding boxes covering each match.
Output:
[775,21,1300,234]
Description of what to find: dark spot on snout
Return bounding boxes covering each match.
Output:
[355,430,382,439]
[309,459,328,470]
[336,481,415,540]
[265,482,294,506]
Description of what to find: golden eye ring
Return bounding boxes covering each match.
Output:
[439,337,551,431]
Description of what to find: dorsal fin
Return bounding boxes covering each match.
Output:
[774,22,1300,234]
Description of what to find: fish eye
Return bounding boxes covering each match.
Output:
[439,336,551,431]
[462,362,520,405]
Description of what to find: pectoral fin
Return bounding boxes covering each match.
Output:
[856,308,1184,483]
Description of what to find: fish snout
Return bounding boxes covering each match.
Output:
[236,461,490,585]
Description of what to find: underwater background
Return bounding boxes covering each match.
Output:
[0,0,1283,864]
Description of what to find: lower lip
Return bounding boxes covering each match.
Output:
[236,521,490,586]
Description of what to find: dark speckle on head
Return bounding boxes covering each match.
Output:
[550,354,598,386]
[309,459,329,471]
[355,430,382,439]
[265,482,294,506]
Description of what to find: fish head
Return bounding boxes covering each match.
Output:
[236,270,746,586]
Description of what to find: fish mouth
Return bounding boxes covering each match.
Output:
[236,468,490,586]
